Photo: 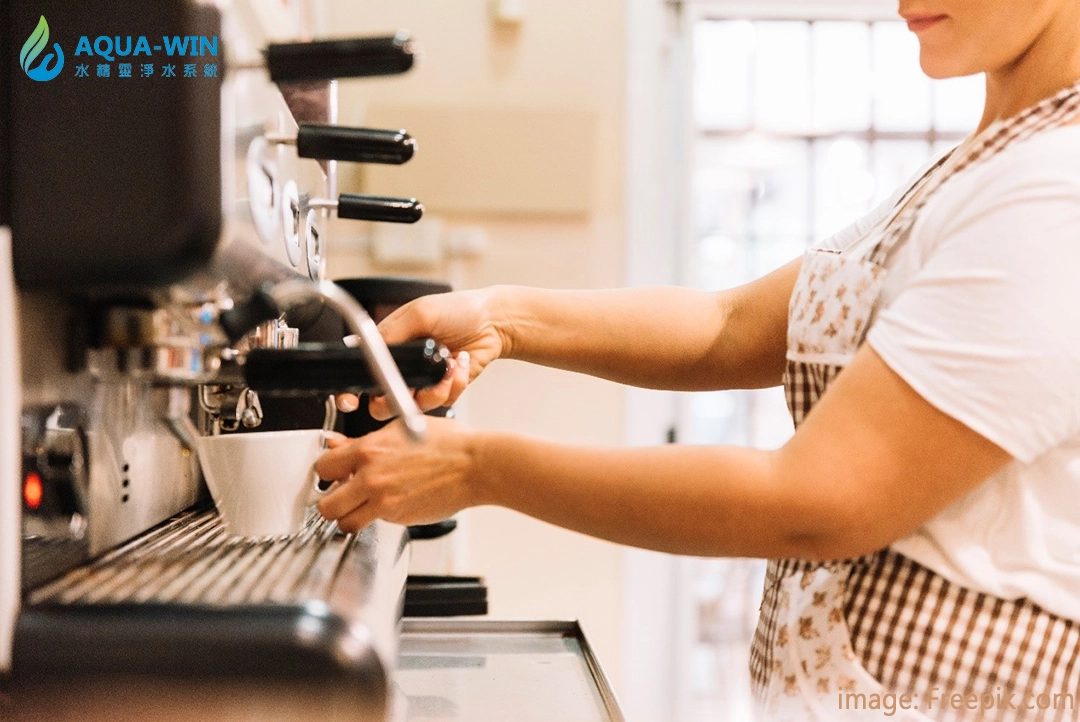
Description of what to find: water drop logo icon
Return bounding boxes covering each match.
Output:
[20,16,64,82]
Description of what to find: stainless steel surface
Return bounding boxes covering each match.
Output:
[396,620,625,722]
[305,208,324,280]
[5,1,433,715]
[87,304,225,385]
[31,508,359,607]
[0,228,19,672]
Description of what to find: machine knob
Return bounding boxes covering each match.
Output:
[337,194,424,223]
[218,287,281,344]
[263,31,416,83]
[294,125,416,165]
[309,195,424,224]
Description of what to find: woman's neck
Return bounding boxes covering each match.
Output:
[979,4,1080,133]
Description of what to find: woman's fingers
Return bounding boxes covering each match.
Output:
[414,359,456,411]
[323,431,349,449]
[369,386,429,421]
[370,351,469,418]
[369,352,458,419]
[336,393,360,413]
[313,417,473,533]
[445,351,470,407]
[314,441,364,481]
[368,394,394,421]
[377,298,431,346]
[317,476,369,521]
[316,471,375,532]
[336,502,378,534]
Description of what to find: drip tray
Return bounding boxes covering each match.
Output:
[396,620,625,722]
[29,508,361,607]
[6,508,410,721]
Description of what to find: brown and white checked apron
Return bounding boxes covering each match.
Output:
[750,82,1080,722]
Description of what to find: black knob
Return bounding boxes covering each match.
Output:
[265,33,416,84]
[218,287,281,344]
[408,519,458,541]
[337,194,424,224]
[296,124,416,164]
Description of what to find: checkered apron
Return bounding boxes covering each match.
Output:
[749,82,1080,722]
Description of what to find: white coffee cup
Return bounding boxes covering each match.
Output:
[195,429,332,538]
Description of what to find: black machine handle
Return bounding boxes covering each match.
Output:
[244,339,449,394]
[265,33,415,83]
[218,287,280,344]
[297,125,416,165]
[337,194,424,224]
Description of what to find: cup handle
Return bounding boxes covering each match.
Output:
[306,478,335,506]
[306,433,336,506]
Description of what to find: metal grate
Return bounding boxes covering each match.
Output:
[29,509,357,607]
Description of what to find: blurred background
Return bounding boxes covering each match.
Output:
[307,0,984,719]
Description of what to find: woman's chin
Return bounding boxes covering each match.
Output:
[918,52,981,80]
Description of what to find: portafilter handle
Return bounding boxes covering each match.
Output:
[220,280,428,442]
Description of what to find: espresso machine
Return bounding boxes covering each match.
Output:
[0,2,625,719]
[0,0,450,718]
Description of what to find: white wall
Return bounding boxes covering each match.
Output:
[323,0,629,693]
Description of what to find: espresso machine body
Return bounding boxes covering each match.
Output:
[0,1,434,718]
[0,3,625,719]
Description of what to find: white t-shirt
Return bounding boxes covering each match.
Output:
[820,125,1080,622]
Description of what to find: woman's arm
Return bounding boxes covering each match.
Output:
[359,258,799,417]
[375,258,800,398]
[494,258,798,391]
[316,343,1011,559]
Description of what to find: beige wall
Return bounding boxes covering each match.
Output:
[324,0,629,690]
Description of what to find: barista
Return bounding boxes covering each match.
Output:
[317,1,1080,717]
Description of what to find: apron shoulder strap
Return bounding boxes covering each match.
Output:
[867,80,1080,268]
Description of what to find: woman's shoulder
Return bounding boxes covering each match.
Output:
[947,125,1080,198]
[917,125,1080,240]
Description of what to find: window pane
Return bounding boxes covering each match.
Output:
[813,138,874,241]
[748,387,793,450]
[754,22,811,133]
[933,73,985,132]
[813,22,872,132]
[688,391,748,446]
[695,138,808,289]
[749,138,811,248]
[872,139,934,207]
[695,139,755,241]
[694,21,754,130]
[933,137,961,157]
[872,22,931,130]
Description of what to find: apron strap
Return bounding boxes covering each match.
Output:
[867,80,1080,269]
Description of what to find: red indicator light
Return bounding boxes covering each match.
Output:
[24,472,43,510]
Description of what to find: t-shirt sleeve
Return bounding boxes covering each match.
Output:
[866,153,1080,463]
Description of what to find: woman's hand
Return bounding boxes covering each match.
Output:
[336,287,508,418]
[314,420,485,533]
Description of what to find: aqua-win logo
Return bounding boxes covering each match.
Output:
[20,16,65,82]
[17,16,219,83]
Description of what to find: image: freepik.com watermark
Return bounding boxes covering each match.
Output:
[838,687,1076,717]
